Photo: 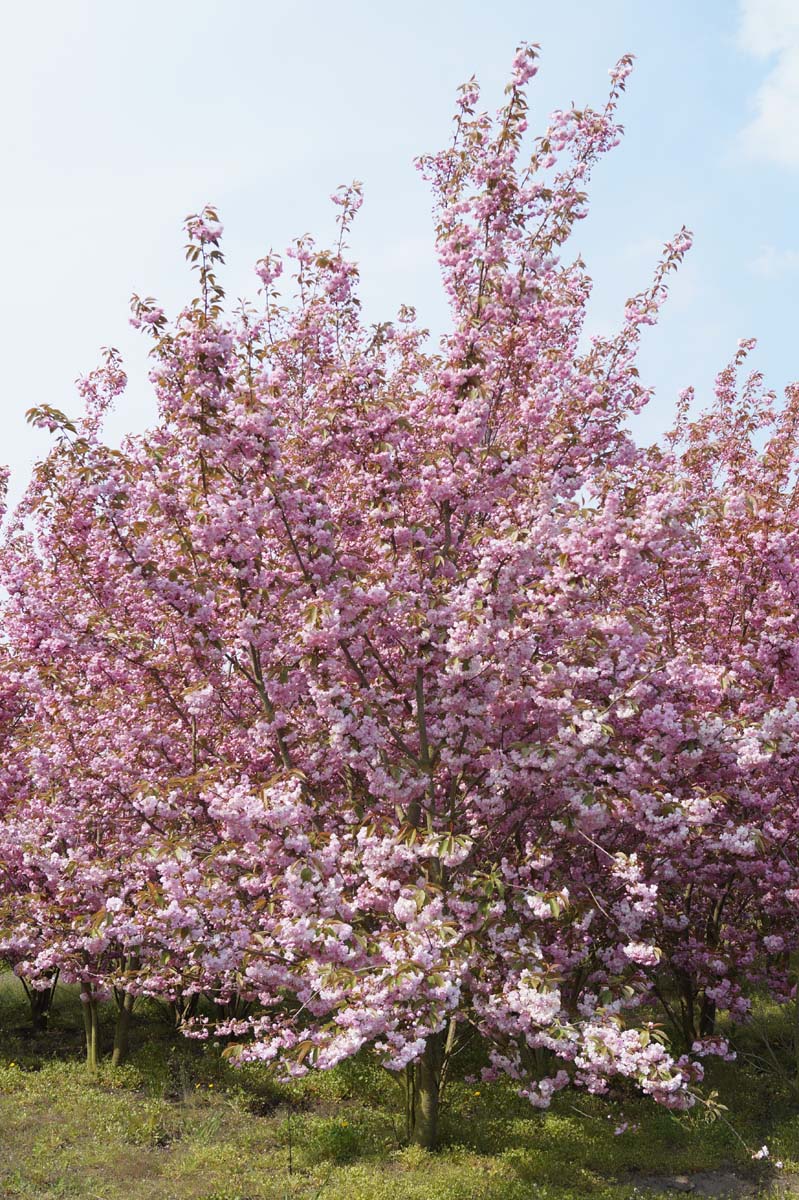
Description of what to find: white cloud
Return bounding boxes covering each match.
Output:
[738,0,799,165]
[739,0,799,55]
[749,243,799,276]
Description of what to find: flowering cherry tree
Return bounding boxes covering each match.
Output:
[0,43,795,1151]
[603,345,799,1052]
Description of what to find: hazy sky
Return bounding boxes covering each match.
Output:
[2,0,797,504]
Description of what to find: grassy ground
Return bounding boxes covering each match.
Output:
[1,972,799,1199]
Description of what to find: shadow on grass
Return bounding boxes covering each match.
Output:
[1,968,798,1199]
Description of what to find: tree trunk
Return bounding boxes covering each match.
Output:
[31,991,50,1031]
[112,991,135,1067]
[675,968,698,1049]
[23,974,58,1032]
[699,994,716,1039]
[170,991,200,1032]
[81,985,100,1072]
[211,992,252,1025]
[791,952,799,1086]
[408,1029,448,1150]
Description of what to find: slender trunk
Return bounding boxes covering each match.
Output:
[170,991,200,1032]
[81,984,100,1072]
[31,990,51,1032]
[21,972,59,1032]
[791,953,799,1086]
[29,987,53,1031]
[699,995,716,1039]
[409,1029,447,1150]
[675,970,698,1049]
[212,992,252,1024]
[112,991,135,1067]
[405,668,451,1151]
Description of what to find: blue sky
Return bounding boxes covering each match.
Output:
[2,0,797,502]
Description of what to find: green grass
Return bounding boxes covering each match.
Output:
[0,970,797,1198]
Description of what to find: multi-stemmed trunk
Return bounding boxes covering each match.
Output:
[672,964,717,1050]
[169,991,201,1032]
[21,973,59,1032]
[81,984,100,1072]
